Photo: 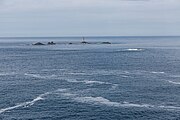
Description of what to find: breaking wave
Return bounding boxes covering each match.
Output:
[126,48,143,51]
[2,88,180,114]
[24,73,56,79]
[170,75,180,78]
[168,80,180,85]
[52,89,180,111]
[74,96,180,111]
[150,71,165,74]
[64,79,118,89]
[0,72,16,76]
[65,79,110,85]
[55,90,180,111]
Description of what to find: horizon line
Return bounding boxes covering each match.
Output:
[0,35,180,39]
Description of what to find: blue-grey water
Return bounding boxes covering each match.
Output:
[0,36,180,120]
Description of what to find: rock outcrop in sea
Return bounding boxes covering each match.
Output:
[33,42,45,45]
[47,41,56,45]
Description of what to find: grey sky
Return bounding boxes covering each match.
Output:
[0,0,180,37]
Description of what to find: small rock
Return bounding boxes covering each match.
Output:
[47,41,56,45]
[33,42,45,45]
[101,42,111,44]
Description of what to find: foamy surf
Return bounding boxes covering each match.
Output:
[74,96,154,108]
[73,96,180,111]
[170,75,180,78]
[168,80,180,85]
[0,72,16,76]
[83,80,109,85]
[66,72,86,75]
[151,71,165,74]
[64,79,117,89]
[53,89,180,111]
[127,48,143,51]
[65,79,110,85]
[24,73,56,79]
[0,92,50,114]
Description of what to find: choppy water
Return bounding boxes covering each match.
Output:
[0,36,180,120]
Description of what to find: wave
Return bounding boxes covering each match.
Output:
[65,79,109,85]
[60,88,180,110]
[126,48,143,51]
[67,72,86,75]
[115,48,144,52]
[170,75,180,78]
[73,96,180,111]
[83,80,109,85]
[121,75,130,78]
[82,69,165,76]
[2,88,179,114]
[168,80,180,85]
[65,79,84,83]
[0,72,16,76]
[24,73,56,79]
[41,69,66,72]
[150,71,165,74]
[65,79,117,89]
[52,89,180,111]
[0,92,50,114]
[74,96,153,108]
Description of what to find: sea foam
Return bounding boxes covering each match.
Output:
[168,80,180,85]
[127,48,143,51]
[0,92,50,114]
[54,89,180,111]
[24,73,56,79]
[73,96,180,111]
[0,72,16,76]
[151,71,165,74]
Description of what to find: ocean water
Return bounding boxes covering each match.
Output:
[0,36,180,120]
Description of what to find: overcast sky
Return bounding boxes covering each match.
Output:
[0,0,180,37]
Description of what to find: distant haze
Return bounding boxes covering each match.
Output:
[0,0,180,37]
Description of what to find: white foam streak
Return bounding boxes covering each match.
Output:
[24,73,56,79]
[54,89,180,111]
[83,80,108,84]
[67,72,86,75]
[74,96,153,108]
[0,92,49,114]
[168,80,180,85]
[171,75,180,78]
[151,71,165,74]
[65,79,110,85]
[0,72,16,76]
[74,97,120,107]
[74,96,180,111]
[127,48,143,51]
[66,79,84,83]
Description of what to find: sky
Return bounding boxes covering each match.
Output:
[0,0,180,37]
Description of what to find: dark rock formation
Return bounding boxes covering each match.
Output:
[101,42,111,44]
[33,42,45,45]
[47,41,56,45]
[81,41,90,44]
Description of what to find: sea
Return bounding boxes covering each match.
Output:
[0,36,180,120]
